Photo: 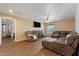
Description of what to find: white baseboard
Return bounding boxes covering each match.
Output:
[15,38,26,42]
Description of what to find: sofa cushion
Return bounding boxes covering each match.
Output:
[51,31,71,38]
[51,32,60,38]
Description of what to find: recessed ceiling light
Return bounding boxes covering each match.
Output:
[8,9,13,12]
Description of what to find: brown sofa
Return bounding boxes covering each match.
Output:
[42,32,79,56]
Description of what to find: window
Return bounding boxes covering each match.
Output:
[46,24,56,36]
[2,24,6,32]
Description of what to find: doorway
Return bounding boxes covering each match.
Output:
[1,18,16,45]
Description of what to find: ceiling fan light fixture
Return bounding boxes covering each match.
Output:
[46,20,50,22]
[8,9,13,13]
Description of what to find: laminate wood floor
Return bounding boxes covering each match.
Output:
[0,38,59,56]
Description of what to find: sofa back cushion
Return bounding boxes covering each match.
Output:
[51,31,60,38]
[51,31,71,38]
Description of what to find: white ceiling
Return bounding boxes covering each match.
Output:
[0,3,77,22]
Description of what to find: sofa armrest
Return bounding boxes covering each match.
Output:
[52,42,75,55]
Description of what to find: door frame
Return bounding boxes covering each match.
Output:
[0,17,16,45]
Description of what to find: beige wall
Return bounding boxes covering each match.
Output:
[16,18,34,42]
[0,13,43,42]
[44,18,75,36]
[55,18,75,31]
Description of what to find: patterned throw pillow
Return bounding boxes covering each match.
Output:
[65,33,72,43]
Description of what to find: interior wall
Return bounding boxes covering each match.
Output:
[0,13,44,42]
[55,18,75,31]
[44,18,75,36]
[16,18,33,41]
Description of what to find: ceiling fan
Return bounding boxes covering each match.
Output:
[46,15,50,22]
